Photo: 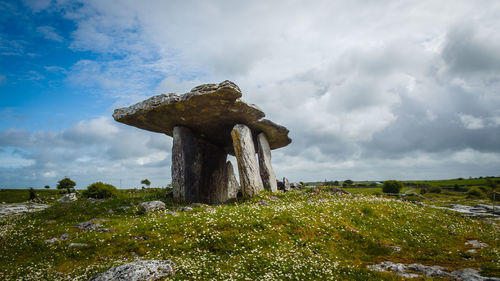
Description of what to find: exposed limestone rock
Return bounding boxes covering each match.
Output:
[290,182,302,190]
[257,133,278,192]
[113,80,291,155]
[69,243,88,248]
[58,193,77,203]
[368,261,500,280]
[138,201,166,213]
[231,124,263,197]
[75,219,106,231]
[465,240,488,248]
[89,260,176,281]
[283,177,291,192]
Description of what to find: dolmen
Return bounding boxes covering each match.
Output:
[113,81,291,204]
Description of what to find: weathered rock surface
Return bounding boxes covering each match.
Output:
[283,177,291,192]
[89,260,176,281]
[214,161,239,203]
[231,124,263,197]
[465,240,488,248]
[139,201,166,213]
[290,182,302,190]
[45,233,69,244]
[75,219,106,231]
[58,193,77,203]
[368,261,500,280]
[113,80,291,155]
[429,204,499,218]
[69,243,88,248]
[257,133,278,192]
[171,126,229,204]
[0,203,49,216]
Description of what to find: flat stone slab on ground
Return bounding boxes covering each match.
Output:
[113,80,291,155]
[89,260,176,281]
[0,203,49,216]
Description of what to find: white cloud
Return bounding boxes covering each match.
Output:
[459,114,485,129]
[36,26,63,42]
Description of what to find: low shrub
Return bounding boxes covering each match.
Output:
[428,186,442,193]
[382,180,403,194]
[467,187,484,198]
[29,188,36,200]
[83,182,118,199]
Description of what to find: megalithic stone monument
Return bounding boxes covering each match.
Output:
[113,80,291,204]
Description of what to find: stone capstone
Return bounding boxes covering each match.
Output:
[113,80,291,155]
[139,201,166,213]
[89,260,176,281]
[231,124,264,197]
[257,133,278,192]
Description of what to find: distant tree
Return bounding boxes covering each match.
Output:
[333,180,339,186]
[29,187,36,200]
[57,177,76,193]
[141,179,151,187]
[344,179,353,185]
[44,185,50,189]
[382,180,403,194]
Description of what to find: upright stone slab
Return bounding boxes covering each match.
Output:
[198,139,228,204]
[172,126,202,203]
[283,177,291,192]
[231,124,264,197]
[212,161,240,203]
[172,126,228,203]
[257,133,278,192]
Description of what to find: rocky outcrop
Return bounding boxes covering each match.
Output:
[231,124,263,197]
[138,201,166,213]
[75,219,106,231]
[368,261,500,280]
[89,260,176,281]
[0,203,49,216]
[290,182,302,190]
[58,193,77,203]
[257,133,278,192]
[113,81,291,155]
[283,177,291,192]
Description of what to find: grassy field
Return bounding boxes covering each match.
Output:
[0,189,61,203]
[0,187,499,280]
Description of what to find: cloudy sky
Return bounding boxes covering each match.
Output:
[1,0,500,189]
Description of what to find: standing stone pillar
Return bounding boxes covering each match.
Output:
[212,161,239,203]
[257,133,278,192]
[231,124,263,197]
[172,126,229,204]
[172,126,202,203]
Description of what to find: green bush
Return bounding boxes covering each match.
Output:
[467,187,484,198]
[28,187,36,200]
[428,186,442,193]
[83,182,118,199]
[382,180,403,194]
